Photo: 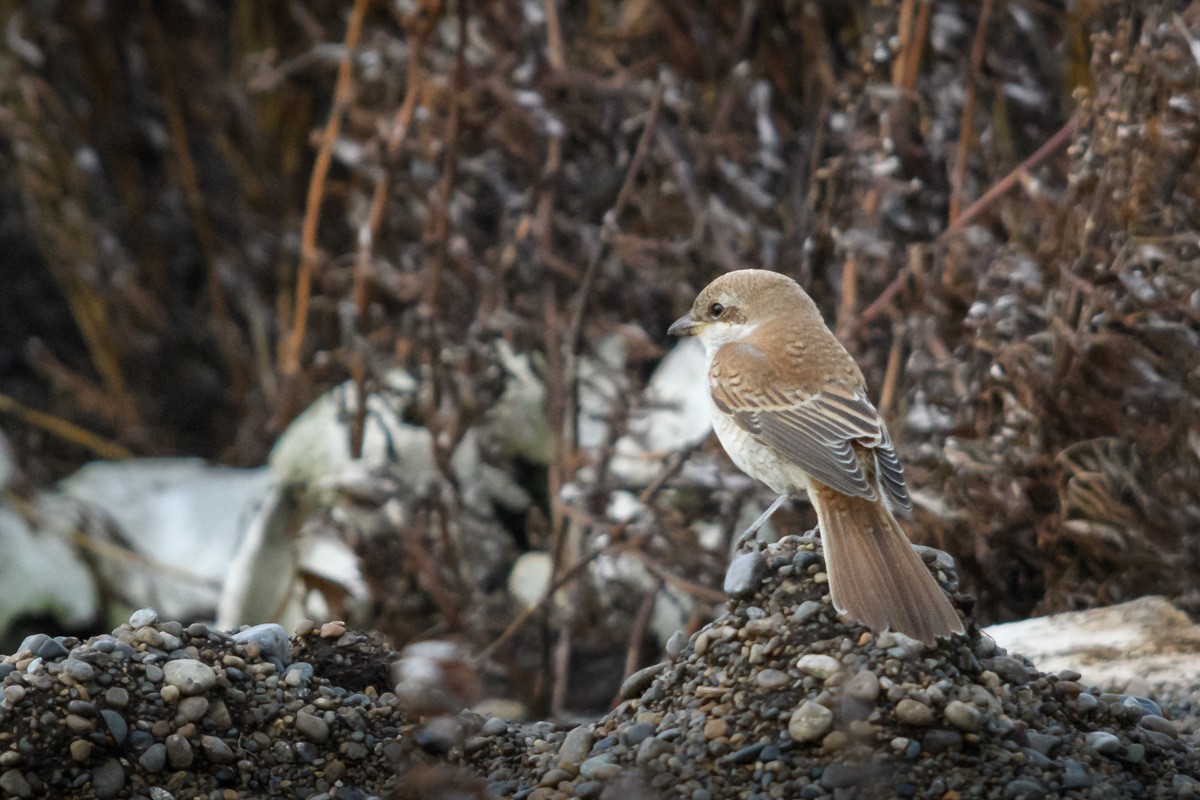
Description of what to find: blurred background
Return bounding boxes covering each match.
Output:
[0,0,1197,717]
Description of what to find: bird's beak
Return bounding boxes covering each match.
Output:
[668,313,702,337]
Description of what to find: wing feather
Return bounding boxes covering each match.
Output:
[710,342,911,508]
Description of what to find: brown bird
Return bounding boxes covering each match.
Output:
[668,269,963,644]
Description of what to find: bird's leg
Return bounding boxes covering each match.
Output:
[734,493,790,548]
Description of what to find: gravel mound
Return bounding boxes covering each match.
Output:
[462,534,1200,799]
[2,535,1197,799]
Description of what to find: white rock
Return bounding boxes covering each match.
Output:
[985,596,1200,695]
[508,552,554,611]
[796,654,842,679]
[162,659,217,696]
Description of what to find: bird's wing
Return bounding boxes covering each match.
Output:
[710,343,912,509]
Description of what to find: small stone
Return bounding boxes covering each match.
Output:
[704,718,728,740]
[481,717,508,736]
[983,656,1030,684]
[14,634,49,658]
[160,685,180,704]
[843,670,879,703]
[943,700,982,732]
[619,662,666,700]
[99,709,128,745]
[319,620,347,638]
[177,696,210,723]
[166,734,194,769]
[634,735,672,765]
[1003,779,1045,800]
[1061,759,1095,789]
[1120,743,1145,764]
[129,608,159,628]
[922,729,963,754]
[723,551,767,598]
[1138,715,1178,739]
[233,623,291,664]
[59,658,94,682]
[1025,732,1060,757]
[620,722,656,747]
[91,758,126,799]
[788,700,833,742]
[296,710,330,744]
[65,714,95,733]
[665,630,687,659]
[819,763,860,790]
[895,698,934,726]
[579,754,619,781]
[104,687,129,709]
[70,739,94,762]
[163,659,217,696]
[201,735,235,764]
[1085,731,1121,755]
[37,638,69,660]
[755,668,789,689]
[558,725,593,769]
[796,654,840,679]
[0,769,30,798]
[791,600,821,624]
[139,743,167,773]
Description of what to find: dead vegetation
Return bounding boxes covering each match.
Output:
[1,0,1198,714]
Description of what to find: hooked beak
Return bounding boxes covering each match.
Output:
[667,313,702,337]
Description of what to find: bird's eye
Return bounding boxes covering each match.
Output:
[710,302,725,318]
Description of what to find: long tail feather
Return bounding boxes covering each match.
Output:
[812,484,963,644]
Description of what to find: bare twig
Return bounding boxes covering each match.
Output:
[280,0,370,379]
[948,0,994,225]
[0,393,132,460]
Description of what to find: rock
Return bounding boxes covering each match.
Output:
[90,759,126,799]
[943,700,982,732]
[69,740,93,762]
[1139,714,1178,739]
[166,734,194,769]
[1085,731,1121,755]
[139,743,167,773]
[37,639,69,660]
[103,687,128,709]
[177,696,210,723]
[0,769,30,798]
[922,729,963,754]
[129,608,159,628]
[844,669,880,703]
[895,698,934,726]
[295,710,330,744]
[481,717,508,736]
[788,700,833,742]
[1003,779,1046,800]
[723,551,767,598]
[99,710,127,745]
[755,668,789,689]
[796,654,841,679]
[619,662,666,700]
[232,623,291,664]
[559,725,593,769]
[162,659,217,696]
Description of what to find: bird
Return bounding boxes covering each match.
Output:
[668,269,963,644]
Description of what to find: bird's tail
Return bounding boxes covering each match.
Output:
[811,484,963,644]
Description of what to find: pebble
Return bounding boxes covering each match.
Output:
[296,710,331,744]
[558,725,593,768]
[163,659,217,696]
[791,600,821,623]
[1003,779,1046,799]
[1139,714,1178,739]
[139,743,167,773]
[619,662,666,699]
[481,717,508,736]
[788,700,833,742]
[755,668,789,689]
[796,654,840,679]
[99,709,128,745]
[177,696,210,722]
[1086,731,1121,755]
[232,623,291,664]
[201,735,235,764]
[844,669,880,702]
[70,740,93,762]
[943,700,982,732]
[104,687,129,709]
[723,551,767,598]
[91,758,126,799]
[166,734,194,769]
[37,638,69,660]
[895,698,934,726]
[0,770,30,798]
[129,608,159,627]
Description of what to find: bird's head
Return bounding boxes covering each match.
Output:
[668,269,818,353]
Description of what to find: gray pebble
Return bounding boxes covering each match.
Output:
[232,623,291,663]
[177,696,210,723]
[1086,731,1121,755]
[819,763,860,790]
[129,608,159,628]
[755,668,789,689]
[619,662,666,700]
[90,758,126,799]
[1002,779,1045,800]
[844,669,880,703]
[166,734,193,769]
[201,735,235,764]
[99,709,127,745]
[723,551,767,598]
[983,656,1030,684]
[481,716,508,736]
[0,769,31,798]
[922,729,963,754]
[791,600,821,624]
[138,743,167,773]
[1138,714,1177,739]
[1025,731,1060,757]
[664,630,687,659]
[104,687,129,709]
[579,753,616,780]
[620,722,656,747]
[37,639,69,660]
[788,700,832,742]
[575,780,603,799]
[60,659,94,683]
[558,724,593,768]
[15,634,49,659]
[296,710,330,744]
[943,700,982,732]
[162,659,216,695]
[1061,759,1095,789]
